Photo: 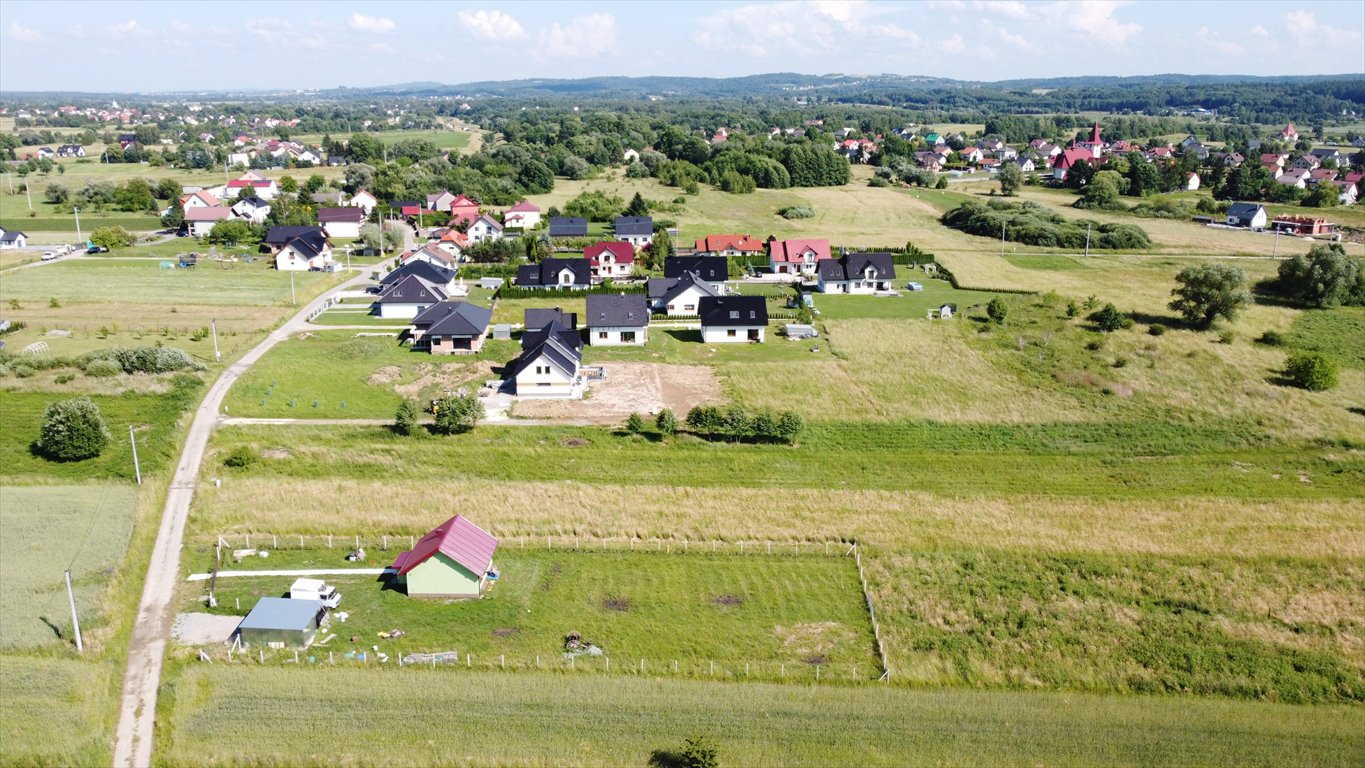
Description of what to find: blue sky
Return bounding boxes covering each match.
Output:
[1,0,1362,93]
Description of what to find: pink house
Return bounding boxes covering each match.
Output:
[768,238,830,276]
[448,194,480,227]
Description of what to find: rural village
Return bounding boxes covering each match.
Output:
[0,19,1363,767]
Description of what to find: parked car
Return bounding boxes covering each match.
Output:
[86,245,109,254]
[41,251,59,261]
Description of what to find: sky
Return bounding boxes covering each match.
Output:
[1,0,1362,93]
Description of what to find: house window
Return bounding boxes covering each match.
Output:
[598,332,608,339]
[621,331,635,343]
[684,304,695,312]
[727,329,737,337]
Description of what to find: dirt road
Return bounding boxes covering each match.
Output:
[112,268,374,768]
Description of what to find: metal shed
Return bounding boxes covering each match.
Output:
[492,324,512,340]
[478,277,504,290]
[235,597,325,648]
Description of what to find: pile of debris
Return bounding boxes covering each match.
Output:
[563,630,604,657]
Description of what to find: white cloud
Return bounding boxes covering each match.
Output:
[367,42,396,55]
[694,1,920,57]
[940,34,966,54]
[977,0,1030,19]
[1194,26,1244,57]
[1046,0,1140,46]
[458,9,527,42]
[349,13,396,34]
[107,19,149,38]
[7,22,43,42]
[246,18,327,49]
[538,13,617,58]
[1283,10,1358,45]
[1249,24,1270,38]
[169,20,194,35]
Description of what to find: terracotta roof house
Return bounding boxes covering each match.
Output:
[699,296,768,344]
[584,241,635,281]
[409,301,493,355]
[768,239,830,276]
[1280,123,1298,142]
[390,516,499,598]
[694,234,764,257]
[448,194,481,226]
[180,189,221,210]
[585,294,649,346]
[185,206,232,237]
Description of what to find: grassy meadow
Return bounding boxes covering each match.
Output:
[0,656,119,767]
[159,667,1365,768]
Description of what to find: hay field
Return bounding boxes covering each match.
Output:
[0,657,117,767]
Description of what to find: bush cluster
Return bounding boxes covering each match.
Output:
[78,345,198,375]
[778,206,815,219]
[683,405,804,444]
[1284,353,1338,391]
[942,200,1152,250]
[37,397,111,461]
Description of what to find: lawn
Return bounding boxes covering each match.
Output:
[810,278,999,320]
[220,331,519,419]
[159,667,1365,768]
[1289,305,1365,371]
[0,485,137,648]
[0,257,342,307]
[184,549,879,677]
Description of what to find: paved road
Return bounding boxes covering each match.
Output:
[112,268,373,768]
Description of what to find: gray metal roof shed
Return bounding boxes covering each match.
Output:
[236,597,324,648]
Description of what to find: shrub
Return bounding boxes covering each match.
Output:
[223,446,258,469]
[90,226,135,250]
[942,200,1152,250]
[778,206,814,219]
[1148,323,1167,336]
[1168,264,1250,329]
[680,736,719,768]
[432,393,483,435]
[37,397,110,461]
[655,408,678,436]
[1091,303,1128,333]
[84,359,121,377]
[12,364,35,378]
[393,398,420,436]
[986,297,1008,325]
[1284,353,1338,391]
[1256,330,1286,346]
[79,346,197,375]
[775,411,805,444]
[55,373,74,384]
[625,412,645,434]
[1217,330,1236,345]
[685,405,721,438]
[1274,244,1365,308]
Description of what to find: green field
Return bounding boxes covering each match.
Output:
[160,667,1365,768]
[1290,306,1365,371]
[0,486,137,648]
[0,657,118,767]
[0,257,338,307]
[186,549,878,676]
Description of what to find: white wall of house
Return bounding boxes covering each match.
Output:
[617,233,653,248]
[323,221,361,239]
[592,260,632,281]
[504,211,541,229]
[701,325,765,343]
[588,326,647,346]
[662,285,711,316]
[274,245,333,271]
[0,234,27,249]
[514,358,577,397]
[375,302,430,319]
[468,221,502,243]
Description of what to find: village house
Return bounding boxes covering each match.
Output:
[349,190,378,215]
[467,214,503,244]
[179,189,220,211]
[408,300,492,354]
[1280,123,1299,142]
[448,194,481,227]
[317,207,365,239]
[768,238,830,277]
[1270,216,1336,236]
[230,196,271,225]
[390,515,499,598]
[816,252,897,294]
[649,272,719,315]
[503,201,541,230]
[56,144,85,158]
[374,274,448,319]
[509,309,583,398]
[265,225,334,271]
[614,216,654,249]
[226,171,278,200]
[433,229,469,261]
[699,296,768,343]
[549,217,588,238]
[1333,180,1359,205]
[1225,202,1268,230]
[1277,168,1311,189]
[380,260,458,293]
[0,228,28,249]
[586,293,650,346]
[185,206,231,237]
[426,190,457,213]
[583,241,634,282]
[1052,147,1094,181]
[664,256,727,292]
[516,258,592,290]
[694,233,765,258]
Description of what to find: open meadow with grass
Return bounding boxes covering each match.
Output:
[159,666,1364,768]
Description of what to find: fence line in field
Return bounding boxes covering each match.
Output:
[852,542,890,682]
[212,644,883,686]
[213,532,855,560]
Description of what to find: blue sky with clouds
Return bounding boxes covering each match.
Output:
[1,0,1362,93]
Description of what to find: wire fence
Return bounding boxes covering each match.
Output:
[209,643,884,685]
[205,533,892,683]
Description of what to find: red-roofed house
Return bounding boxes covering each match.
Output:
[448,194,480,227]
[695,234,765,257]
[1280,123,1298,142]
[226,176,279,200]
[389,515,499,598]
[768,238,830,276]
[179,189,220,211]
[585,241,635,281]
[185,206,231,237]
[1052,147,1094,181]
[503,201,541,230]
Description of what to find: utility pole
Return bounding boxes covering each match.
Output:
[1272,228,1281,259]
[74,206,82,244]
[64,569,84,653]
[25,179,32,211]
[1084,222,1091,258]
[290,270,296,307]
[129,424,142,485]
[211,319,221,362]
[999,220,1006,257]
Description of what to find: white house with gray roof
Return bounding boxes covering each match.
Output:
[586,293,650,346]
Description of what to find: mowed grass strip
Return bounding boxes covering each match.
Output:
[190,478,1365,561]
[1291,305,1365,371]
[865,548,1365,704]
[205,423,1365,500]
[188,550,878,674]
[0,657,116,767]
[0,258,342,306]
[160,666,1365,768]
